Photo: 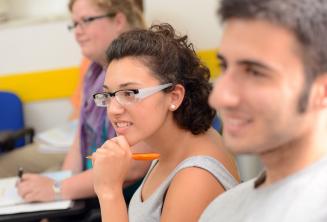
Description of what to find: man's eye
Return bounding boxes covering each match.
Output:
[245,67,263,77]
[218,62,227,72]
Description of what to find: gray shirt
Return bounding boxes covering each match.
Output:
[200,155,327,222]
[128,155,238,222]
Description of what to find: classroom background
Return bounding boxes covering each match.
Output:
[0,0,262,181]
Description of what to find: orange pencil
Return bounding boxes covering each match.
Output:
[86,152,160,161]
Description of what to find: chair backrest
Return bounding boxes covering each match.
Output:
[0,91,24,131]
[212,115,222,134]
[0,91,27,148]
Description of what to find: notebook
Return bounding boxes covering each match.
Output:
[0,171,73,215]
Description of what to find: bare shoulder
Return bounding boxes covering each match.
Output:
[160,167,225,222]
[194,129,240,182]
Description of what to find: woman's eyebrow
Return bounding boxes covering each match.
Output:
[119,82,140,88]
[102,82,141,92]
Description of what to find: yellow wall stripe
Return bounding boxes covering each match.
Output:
[197,49,221,79]
[0,49,219,103]
[0,67,79,103]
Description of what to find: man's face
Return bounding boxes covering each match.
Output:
[209,19,313,155]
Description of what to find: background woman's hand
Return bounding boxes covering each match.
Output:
[92,135,132,197]
[17,174,55,202]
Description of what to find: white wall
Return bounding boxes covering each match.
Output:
[144,0,222,50]
[7,0,69,19]
[24,99,73,132]
[0,0,81,132]
[0,20,81,75]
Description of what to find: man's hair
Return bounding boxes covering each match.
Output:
[68,0,145,29]
[106,23,216,135]
[218,0,327,112]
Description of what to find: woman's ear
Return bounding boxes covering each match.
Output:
[169,84,185,111]
[113,12,128,33]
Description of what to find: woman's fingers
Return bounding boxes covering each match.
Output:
[95,136,131,159]
[112,135,130,150]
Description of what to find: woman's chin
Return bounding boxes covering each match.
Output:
[115,133,139,147]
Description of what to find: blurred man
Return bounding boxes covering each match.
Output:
[200,0,327,221]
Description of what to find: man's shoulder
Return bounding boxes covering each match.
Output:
[200,178,255,221]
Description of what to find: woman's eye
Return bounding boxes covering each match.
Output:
[122,91,134,97]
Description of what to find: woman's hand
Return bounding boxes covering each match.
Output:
[92,135,132,197]
[17,174,55,202]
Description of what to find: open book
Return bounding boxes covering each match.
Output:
[0,171,73,215]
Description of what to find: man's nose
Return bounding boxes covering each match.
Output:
[209,72,241,110]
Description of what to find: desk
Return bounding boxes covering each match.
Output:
[0,200,86,222]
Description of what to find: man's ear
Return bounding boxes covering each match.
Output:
[168,84,185,110]
[314,73,327,108]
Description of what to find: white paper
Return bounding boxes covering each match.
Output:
[0,200,72,215]
[0,170,73,215]
[35,120,78,153]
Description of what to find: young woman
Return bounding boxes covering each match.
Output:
[17,0,149,204]
[92,24,240,222]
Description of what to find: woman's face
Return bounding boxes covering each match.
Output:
[103,57,173,145]
[71,0,122,65]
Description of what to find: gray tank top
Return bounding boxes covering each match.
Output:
[128,155,238,222]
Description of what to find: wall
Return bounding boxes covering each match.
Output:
[7,0,69,19]
[0,0,81,132]
[145,0,222,50]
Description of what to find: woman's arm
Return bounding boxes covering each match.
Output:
[62,132,83,173]
[123,141,152,187]
[61,136,150,201]
[92,136,134,222]
[17,169,96,202]
[98,188,129,222]
[60,169,95,200]
[160,167,225,222]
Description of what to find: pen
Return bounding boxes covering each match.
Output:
[86,152,160,161]
[18,167,24,180]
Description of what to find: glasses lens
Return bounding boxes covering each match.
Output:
[116,91,136,105]
[67,22,76,31]
[94,93,109,107]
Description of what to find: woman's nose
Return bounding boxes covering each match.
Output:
[107,96,125,115]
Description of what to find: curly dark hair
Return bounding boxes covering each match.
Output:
[106,23,216,135]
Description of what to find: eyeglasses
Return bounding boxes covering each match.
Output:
[67,12,116,31]
[93,83,173,107]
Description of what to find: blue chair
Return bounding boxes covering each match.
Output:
[212,114,222,134]
[0,91,34,153]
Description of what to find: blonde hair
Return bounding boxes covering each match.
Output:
[68,0,145,29]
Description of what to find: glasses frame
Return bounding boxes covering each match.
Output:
[68,12,116,31]
[93,83,173,107]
